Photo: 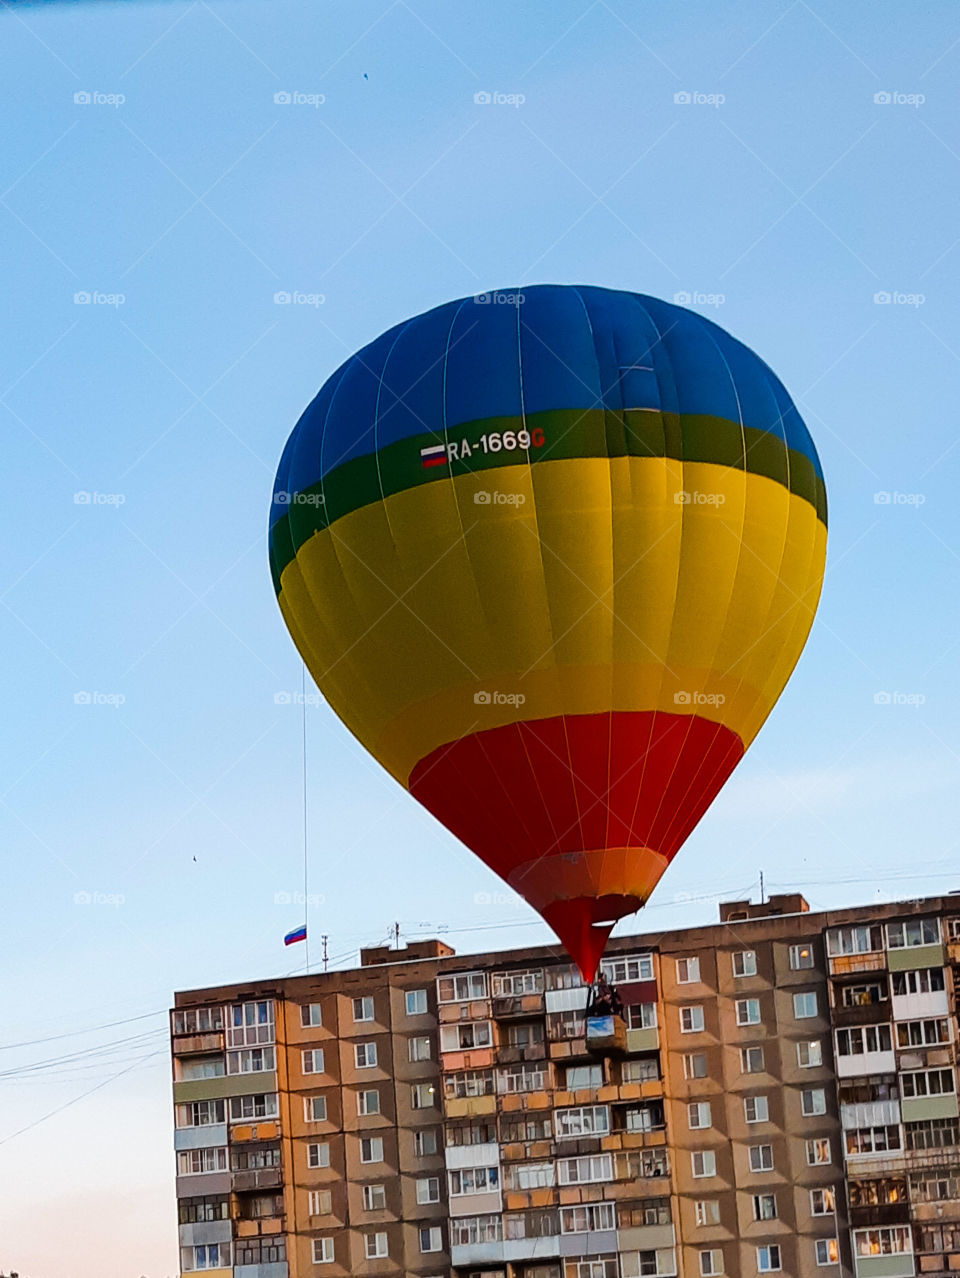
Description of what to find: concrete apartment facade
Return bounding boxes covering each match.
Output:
[169,891,960,1278]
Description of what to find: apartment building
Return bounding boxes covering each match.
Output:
[169,892,960,1278]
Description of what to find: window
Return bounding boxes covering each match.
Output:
[794,992,818,1019]
[692,1151,717,1178]
[450,1166,499,1195]
[414,1129,438,1156]
[853,1226,911,1256]
[815,1239,839,1266]
[560,1202,617,1233]
[741,1046,765,1073]
[360,1136,384,1163]
[677,957,701,983]
[733,951,757,978]
[567,1064,604,1089]
[437,971,487,1002]
[911,1171,960,1202]
[688,1102,712,1130]
[797,1040,822,1068]
[810,1188,836,1215]
[602,953,654,982]
[684,1052,708,1079]
[893,967,946,996]
[412,1082,436,1109]
[178,1197,229,1224]
[835,1024,892,1055]
[304,1096,327,1123]
[506,1021,545,1048]
[699,1250,723,1276]
[173,1006,224,1035]
[301,1002,322,1027]
[307,1142,330,1169]
[178,1057,225,1081]
[806,1138,831,1165]
[744,1095,769,1124]
[897,1018,951,1048]
[405,988,428,1015]
[789,943,815,969]
[802,1087,827,1116]
[753,1194,777,1221]
[362,1184,386,1210]
[757,1245,781,1272]
[826,925,883,957]
[409,1035,431,1061]
[312,1237,334,1264]
[176,1100,225,1128]
[558,1154,611,1185]
[308,1189,331,1216]
[451,1215,502,1246]
[419,1227,442,1253]
[681,1006,705,1033]
[353,996,374,1022]
[622,1057,660,1083]
[232,1145,280,1171]
[226,1046,275,1075]
[901,1069,956,1098]
[887,917,939,948]
[749,1144,774,1172]
[626,1002,658,1030]
[736,998,761,1026]
[183,1244,230,1271]
[416,1176,440,1204]
[555,1106,610,1138]
[227,1001,274,1047]
[499,1064,547,1094]
[364,1233,388,1259]
[840,980,886,1008]
[357,1089,379,1116]
[695,1200,720,1226]
[355,1042,378,1068]
[846,1125,902,1156]
[904,1117,960,1150]
[445,1069,495,1099]
[302,1048,325,1074]
[440,1020,493,1051]
[492,968,544,996]
[177,1147,228,1176]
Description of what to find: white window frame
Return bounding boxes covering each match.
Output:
[681,1006,705,1033]
[301,1002,322,1028]
[312,1237,334,1265]
[744,1095,769,1124]
[806,1138,831,1166]
[303,1095,327,1123]
[357,1088,379,1116]
[411,1082,436,1109]
[360,1136,384,1164]
[749,1144,774,1173]
[886,917,940,949]
[302,1048,325,1074]
[353,995,375,1023]
[736,998,761,1026]
[688,1101,712,1130]
[405,988,428,1015]
[555,1105,610,1138]
[677,957,701,983]
[733,950,757,978]
[684,1052,708,1079]
[740,1046,765,1074]
[308,1188,331,1216]
[695,1200,720,1226]
[810,1188,836,1216]
[364,1232,388,1260]
[753,1193,777,1221]
[307,1142,330,1169]
[802,1087,827,1117]
[815,1238,839,1266]
[416,1176,441,1204]
[355,1041,378,1069]
[362,1183,386,1211]
[797,1040,823,1068]
[699,1249,723,1276]
[794,991,818,1020]
[757,1244,782,1272]
[409,1035,431,1062]
[691,1150,717,1178]
[419,1226,443,1254]
[601,952,654,983]
[789,943,815,969]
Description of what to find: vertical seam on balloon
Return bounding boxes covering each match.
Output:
[372,319,416,562]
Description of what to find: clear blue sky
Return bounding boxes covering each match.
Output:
[1,1,959,1273]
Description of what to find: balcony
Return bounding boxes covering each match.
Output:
[497,1043,547,1065]
[834,1002,893,1028]
[493,994,545,1019]
[586,1016,627,1055]
[837,1050,898,1078]
[849,1203,911,1228]
[173,1032,225,1055]
[830,953,886,977]
[842,1101,902,1129]
[231,1169,282,1192]
[891,991,950,1021]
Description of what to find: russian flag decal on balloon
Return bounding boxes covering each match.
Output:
[270,286,827,980]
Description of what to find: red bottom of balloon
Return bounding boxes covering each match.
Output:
[408,709,744,978]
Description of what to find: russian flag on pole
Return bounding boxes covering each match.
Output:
[284,924,307,946]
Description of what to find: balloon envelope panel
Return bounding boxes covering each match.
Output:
[270,286,826,978]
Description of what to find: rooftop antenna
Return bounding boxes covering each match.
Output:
[322,934,329,972]
[393,921,401,950]
[759,870,765,905]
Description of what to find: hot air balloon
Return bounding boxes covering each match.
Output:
[270,286,826,980]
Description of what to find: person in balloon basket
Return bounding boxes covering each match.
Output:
[588,972,623,1018]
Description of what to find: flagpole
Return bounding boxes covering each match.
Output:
[302,661,310,974]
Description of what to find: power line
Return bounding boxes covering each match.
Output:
[0,1008,166,1052]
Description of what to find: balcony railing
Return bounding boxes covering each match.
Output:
[172,1032,225,1055]
[231,1169,282,1192]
